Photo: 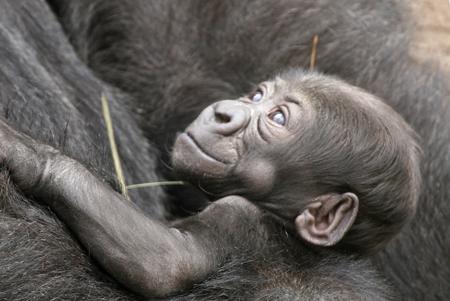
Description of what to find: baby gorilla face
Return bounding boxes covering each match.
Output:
[171,75,314,197]
[172,70,421,252]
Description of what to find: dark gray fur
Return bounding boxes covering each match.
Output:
[0,1,394,300]
[49,1,450,299]
[0,0,448,300]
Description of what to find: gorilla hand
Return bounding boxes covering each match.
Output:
[0,118,60,196]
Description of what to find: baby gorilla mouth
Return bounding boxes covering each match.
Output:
[171,131,231,179]
[185,132,228,164]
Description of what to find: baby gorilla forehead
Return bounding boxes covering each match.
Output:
[274,70,419,176]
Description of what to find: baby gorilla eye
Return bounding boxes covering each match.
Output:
[250,89,263,103]
[270,110,286,126]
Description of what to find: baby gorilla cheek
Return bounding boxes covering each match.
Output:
[235,159,275,197]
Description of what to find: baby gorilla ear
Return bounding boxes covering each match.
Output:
[294,193,359,247]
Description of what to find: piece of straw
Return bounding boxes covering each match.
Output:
[310,35,319,70]
[127,181,185,190]
[101,94,185,198]
[101,94,129,200]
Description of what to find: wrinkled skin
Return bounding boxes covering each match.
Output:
[172,79,312,195]
[0,71,420,298]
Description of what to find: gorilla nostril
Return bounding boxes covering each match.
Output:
[209,101,250,136]
[214,112,231,124]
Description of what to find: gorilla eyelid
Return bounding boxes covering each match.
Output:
[285,96,301,106]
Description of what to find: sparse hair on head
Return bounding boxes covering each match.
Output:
[274,70,422,253]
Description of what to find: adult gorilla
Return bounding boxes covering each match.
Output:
[0,1,392,301]
[49,0,450,300]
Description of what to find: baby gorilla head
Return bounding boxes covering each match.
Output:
[172,69,421,253]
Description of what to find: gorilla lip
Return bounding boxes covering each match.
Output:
[183,132,228,165]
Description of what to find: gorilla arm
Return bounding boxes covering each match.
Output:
[0,119,265,298]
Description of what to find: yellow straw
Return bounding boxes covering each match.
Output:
[127,181,185,190]
[101,94,129,200]
[310,35,319,70]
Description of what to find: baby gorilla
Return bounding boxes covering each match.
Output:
[0,70,421,297]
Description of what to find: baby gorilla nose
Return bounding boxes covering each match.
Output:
[211,100,250,136]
